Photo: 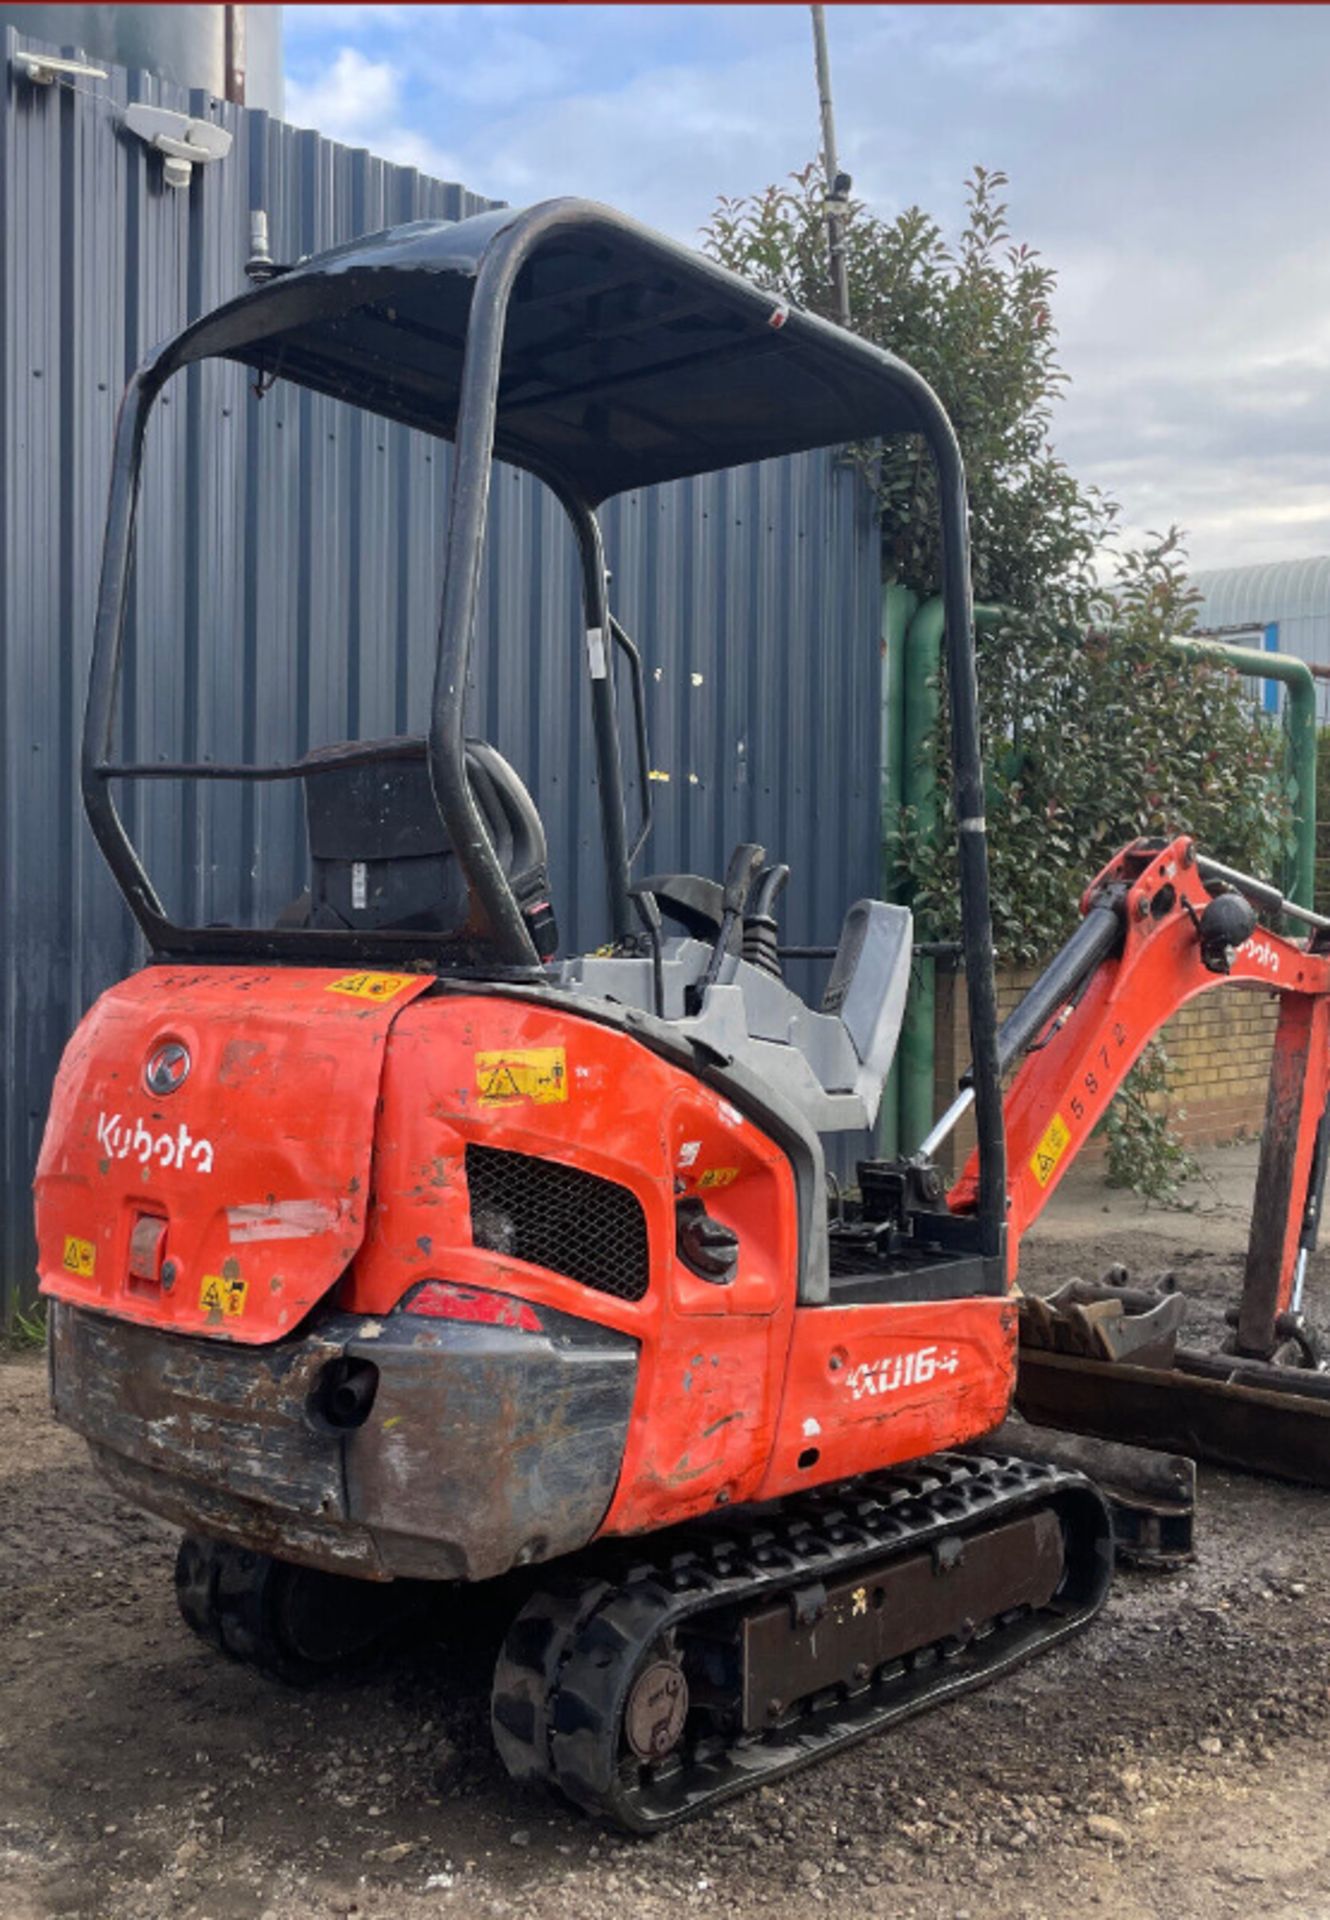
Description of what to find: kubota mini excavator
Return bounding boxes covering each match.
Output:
[33,199,1328,1832]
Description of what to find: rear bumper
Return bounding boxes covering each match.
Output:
[49,1298,637,1582]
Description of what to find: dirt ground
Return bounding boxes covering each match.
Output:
[4,1144,1330,1920]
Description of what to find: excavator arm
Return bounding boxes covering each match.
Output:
[939,835,1330,1485]
[949,836,1330,1354]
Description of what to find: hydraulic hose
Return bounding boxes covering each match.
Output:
[918,897,1124,1161]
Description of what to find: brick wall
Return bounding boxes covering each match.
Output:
[931,965,1277,1176]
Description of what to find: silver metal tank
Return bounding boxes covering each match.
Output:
[0,4,283,113]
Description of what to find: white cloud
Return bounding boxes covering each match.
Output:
[420,48,821,238]
[283,6,438,39]
[922,4,1088,89]
[284,47,400,143]
[425,24,575,108]
[283,44,463,179]
[281,5,1330,574]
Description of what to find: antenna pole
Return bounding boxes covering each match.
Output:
[809,4,851,329]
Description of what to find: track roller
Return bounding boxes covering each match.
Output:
[491,1454,1112,1832]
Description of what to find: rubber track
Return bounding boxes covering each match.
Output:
[491,1452,1112,1832]
[174,1535,322,1686]
[173,1535,424,1686]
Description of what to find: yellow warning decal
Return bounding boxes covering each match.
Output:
[1030,1112,1072,1189]
[62,1235,96,1278]
[476,1047,568,1106]
[697,1166,739,1190]
[325,971,418,1003]
[199,1273,248,1318]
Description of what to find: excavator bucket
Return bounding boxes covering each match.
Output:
[1015,1272,1330,1488]
[935,838,1330,1493]
[980,1412,1196,1570]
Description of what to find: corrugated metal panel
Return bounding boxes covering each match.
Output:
[1192,556,1330,719]
[0,30,883,1319]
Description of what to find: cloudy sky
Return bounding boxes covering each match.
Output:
[283,4,1330,576]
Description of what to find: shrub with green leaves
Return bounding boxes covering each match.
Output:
[5,1298,46,1351]
[705,165,1291,966]
[708,161,1287,1198]
[899,532,1291,963]
[704,163,1111,609]
[1099,1039,1199,1205]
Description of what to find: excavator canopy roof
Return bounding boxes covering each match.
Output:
[151,197,934,504]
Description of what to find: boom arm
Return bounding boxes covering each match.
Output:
[948,838,1330,1348]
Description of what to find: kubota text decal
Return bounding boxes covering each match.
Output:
[97,1111,215,1175]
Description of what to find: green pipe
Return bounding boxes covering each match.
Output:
[897,596,1003,1153]
[878,585,917,1158]
[1170,638,1317,910]
[883,620,1315,1166]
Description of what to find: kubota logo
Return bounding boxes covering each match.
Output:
[145,1041,191,1096]
[1241,936,1280,976]
[96,1110,214,1175]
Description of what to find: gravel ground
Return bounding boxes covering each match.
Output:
[4,1155,1330,1920]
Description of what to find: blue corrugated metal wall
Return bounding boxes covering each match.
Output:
[0,30,883,1318]
[1193,557,1330,722]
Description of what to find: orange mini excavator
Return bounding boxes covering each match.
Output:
[36,199,1328,1832]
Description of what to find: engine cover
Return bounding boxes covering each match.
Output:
[34,965,432,1342]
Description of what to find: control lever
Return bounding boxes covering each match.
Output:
[689,843,765,1012]
[742,863,790,977]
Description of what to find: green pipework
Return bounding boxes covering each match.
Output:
[878,617,1316,1168]
[1170,637,1317,910]
[895,595,1004,1155]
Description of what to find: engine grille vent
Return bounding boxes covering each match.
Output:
[465,1144,650,1303]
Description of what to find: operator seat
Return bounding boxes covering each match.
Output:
[294,734,557,954]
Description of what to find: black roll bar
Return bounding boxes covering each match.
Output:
[79,195,1007,1260]
[83,366,171,938]
[930,411,1006,1258]
[610,616,653,867]
[430,207,639,959]
[426,208,542,966]
[554,492,635,944]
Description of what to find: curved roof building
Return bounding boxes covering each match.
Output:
[1192,556,1330,717]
